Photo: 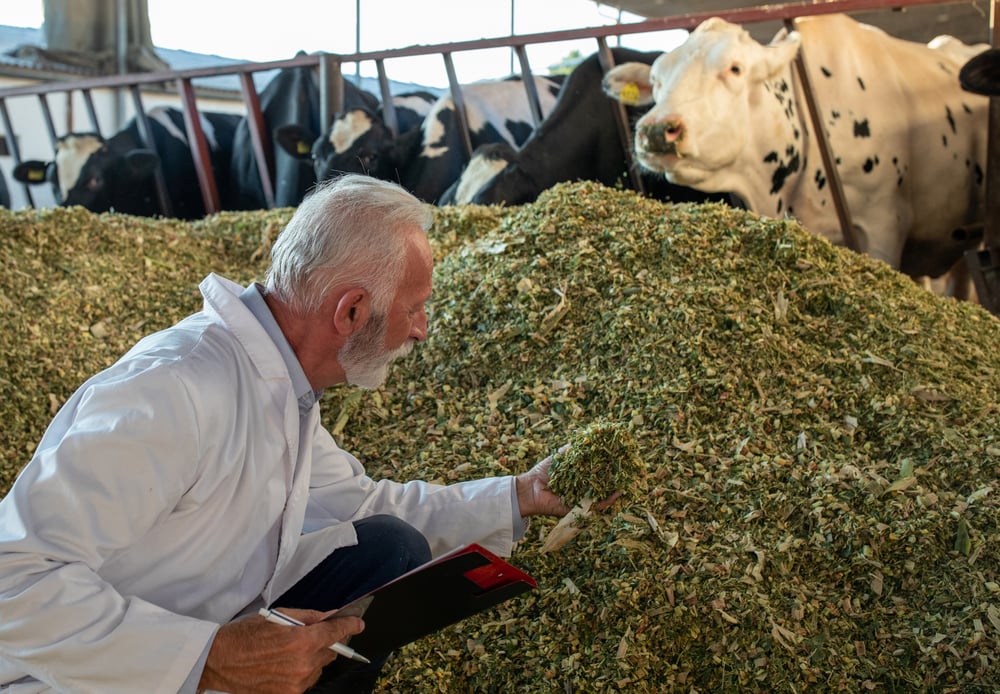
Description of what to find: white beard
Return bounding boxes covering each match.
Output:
[339,314,414,389]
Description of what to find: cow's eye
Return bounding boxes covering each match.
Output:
[730,63,742,76]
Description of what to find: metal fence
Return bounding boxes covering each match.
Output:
[0,0,980,213]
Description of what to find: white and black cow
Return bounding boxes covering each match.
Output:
[274,89,437,190]
[13,106,241,219]
[284,75,561,205]
[229,61,380,210]
[439,47,731,208]
[602,13,989,282]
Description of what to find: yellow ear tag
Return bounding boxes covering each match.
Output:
[620,82,641,106]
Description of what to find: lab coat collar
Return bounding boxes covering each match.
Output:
[237,282,320,416]
[199,273,289,383]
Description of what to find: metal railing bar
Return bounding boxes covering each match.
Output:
[237,71,275,209]
[35,93,63,203]
[129,86,174,217]
[512,45,543,127]
[81,89,101,135]
[177,76,221,214]
[442,52,473,162]
[596,36,645,196]
[375,59,399,136]
[784,17,859,253]
[318,53,344,135]
[0,97,35,208]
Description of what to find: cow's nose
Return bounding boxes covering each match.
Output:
[638,116,684,155]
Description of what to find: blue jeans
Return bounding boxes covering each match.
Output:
[274,514,432,694]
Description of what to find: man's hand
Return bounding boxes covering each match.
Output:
[515,448,571,518]
[516,446,623,519]
[198,608,364,694]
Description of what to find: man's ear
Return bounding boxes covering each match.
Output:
[332,288,370,335]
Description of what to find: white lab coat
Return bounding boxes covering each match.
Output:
[0,273,516,693]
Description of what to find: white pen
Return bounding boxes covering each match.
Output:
[258,607,371,664]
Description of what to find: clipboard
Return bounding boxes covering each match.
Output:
[333,543,536,659]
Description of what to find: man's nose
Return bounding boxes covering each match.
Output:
[411,310,428,342]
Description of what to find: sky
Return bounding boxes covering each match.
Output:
[0,1,687,88]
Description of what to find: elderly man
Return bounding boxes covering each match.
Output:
[0,174,570,693]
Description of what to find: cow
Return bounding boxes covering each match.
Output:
[12,106,241,219]
[439,47,732,208]
[281,75,562,204]
[602,13,989,285]
[228,61,380,211]
[273,89,437,190]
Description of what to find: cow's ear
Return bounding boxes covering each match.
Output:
[756,30,801,80]
[602,62,655,106]
[12,160,51,185]
[275,124,315,160]
[960,47,1000,96]
[124,150,160,176]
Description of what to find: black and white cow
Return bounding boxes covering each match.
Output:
[13,106,241,219]
[284,76,561,204]
[439,48,731,208]
[602,13,989,283]
[274,89,437,190]
[229,61,380,210]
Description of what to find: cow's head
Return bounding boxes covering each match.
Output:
[13,132,161,213]
[603,17,801,190]
[275,106,405,185]
[12,133,106,200]
[312,107,398,182]
[60,140,159,214]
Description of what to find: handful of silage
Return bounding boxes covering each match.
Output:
[547,421,645,508]
[541,422,645,553]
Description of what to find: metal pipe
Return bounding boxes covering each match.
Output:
[442,52,473,161]
[177,77,221,214]
[237,72,275,209]
[784,18,859,252]
[130,86,173,217]
[597,36,644,196]
[0,98,35,208]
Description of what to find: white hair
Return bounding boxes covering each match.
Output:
[264,174,432,315]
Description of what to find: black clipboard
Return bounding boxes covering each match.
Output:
[333,543,536,659]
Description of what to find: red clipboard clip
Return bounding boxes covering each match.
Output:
[462,546,536,594]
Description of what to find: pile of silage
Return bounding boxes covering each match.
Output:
[329,183,1000,693]
[1,182,998,692]
[0,206,287,483]
[0,203,484,483]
